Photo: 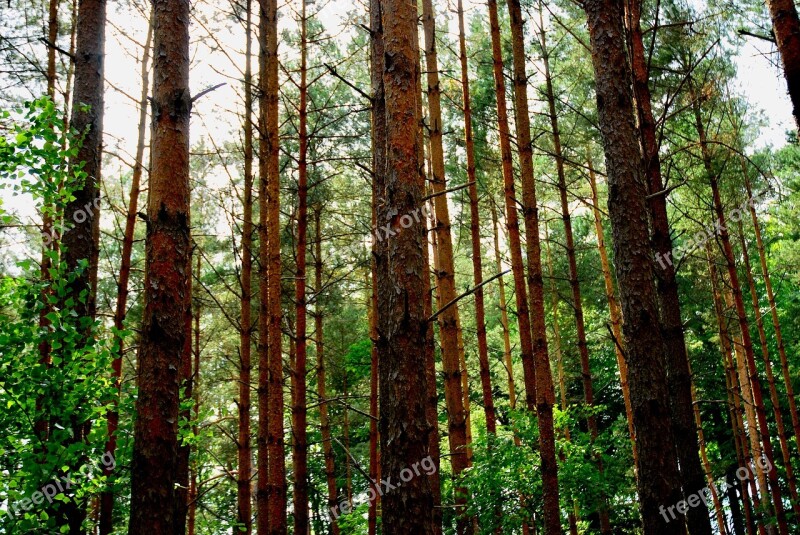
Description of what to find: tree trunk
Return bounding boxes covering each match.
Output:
[187,255,201,535]
[691,79,788,535]
[376,0,437,530]
[256,0,287,531]
[237,2,254,534]
[420,5,471,531]
[582,2,687,533]
[313,209,339,535]
[456,0,494,436]
[706,244,760,535]
[737,221,800,512]
[489,202,516,413]
[741,172,800,454]
[292,1,310,531]
[626,5,713,533]
[99,10,152,534]
[765,0,800,133]
[503,4,562,531]
[587,155,637,472]
[128,0,190,532]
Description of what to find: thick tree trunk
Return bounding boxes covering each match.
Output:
[626,5,713,533]
[691,80,788,535]
[420,5,471,531]
[376,0,437,531]
[292,2,310,531]
[582,2,687,533]
[237,2,254,534]
[765,0,800,133]
[99,12,152,534]
[127,0,190,532]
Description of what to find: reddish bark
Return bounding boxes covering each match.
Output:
[128,0,191,532]
[765,0,800,132]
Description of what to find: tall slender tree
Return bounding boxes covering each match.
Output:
[128,0,191,532]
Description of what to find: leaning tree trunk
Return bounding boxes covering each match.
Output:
[691,79,788,535]
[626,4,713,533]
[765,0,800,133]
[582,2,687,533]
[376,0,437,531]
[128,0,190,532]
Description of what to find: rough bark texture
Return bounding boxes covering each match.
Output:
[503,2,561,531]
[582,2,687,533]
[100,12,152,534]
[376,0,437,530]
[256,0,287,531]
[626,5,713,534]
[237,2,254,533]
[127,0,190,532]
[420,2,471,530]
[292,2,310,531]
[766,0,800,133]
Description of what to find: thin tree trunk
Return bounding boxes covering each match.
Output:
[376,0,437,530]
[503,2,561,531]
[99,11,152,534]
[292,1,310,531]
[128,0,190,532]
[587,155,637,472]
[737,221,800,512]
[691,79,788,535]
[741,172,800,453]
[582,2,687,533]
[626,5,713,533]
[314,209,339,535]
[456,0,494,436]
[707,244,760,535]
[237,2,254,534]
[188,255,201,535]
[765,0,800,133]
[368,1,385,529]
[420,4,471,530]
[489,202,516,413]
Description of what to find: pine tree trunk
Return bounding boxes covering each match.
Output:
[420,5,471,530]
[376,0,437,530]
[489,202,516,413]
[237,2,254,534]
[706,245,759,535]
[587,156,638,472]
[741,172,800,453]
[128,0,190,532]
[691,80,788,535]
[583,2,687,533]
[456,0,494,436]
[99,12,152,534]
[292,2,310,531]
[187,255,201,535]
[737,221,800,512]
[626,5,713,533]
[765,0,800,132]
